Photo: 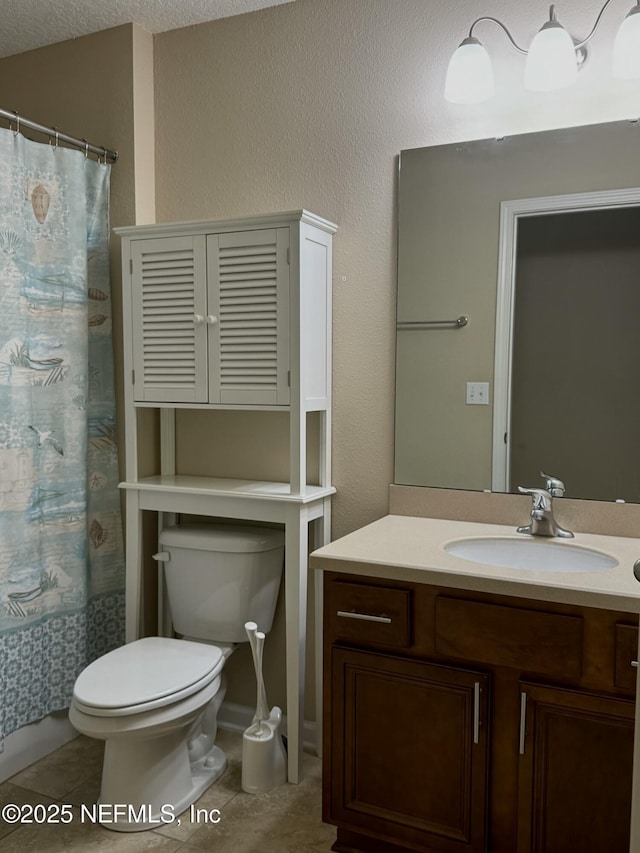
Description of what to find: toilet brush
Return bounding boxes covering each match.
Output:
[241,621,287,794]
[253,630,266,735]
[245,621,269,728]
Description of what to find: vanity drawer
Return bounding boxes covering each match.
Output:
[327,580,412,648]
[435,597,583,678]
[615,623,639,691]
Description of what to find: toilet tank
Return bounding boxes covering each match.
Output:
[159,524,284,643]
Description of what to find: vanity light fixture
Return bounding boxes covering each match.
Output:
[444,0,640,104]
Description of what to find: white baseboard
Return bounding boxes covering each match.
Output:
[218,700,318,755]
[0,711,78,783]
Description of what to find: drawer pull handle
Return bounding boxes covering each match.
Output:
[336,610,392,624]
[473,682,481,745]
[632,660,639,668]
[519,692,528,755]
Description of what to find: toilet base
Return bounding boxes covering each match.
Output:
[100,736,227,832]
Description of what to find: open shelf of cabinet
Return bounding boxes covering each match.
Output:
[121,475,336,506]
[116,210,337,785]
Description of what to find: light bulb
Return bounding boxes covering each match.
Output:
[612,5,640,79]
[525,19,577,91]
[444,37,495,104]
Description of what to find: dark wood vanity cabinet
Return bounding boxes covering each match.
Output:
[330,648,490,852]
[323,573,638,853]
[516,681,635,853]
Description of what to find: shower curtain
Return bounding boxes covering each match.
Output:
[0,127,125,744]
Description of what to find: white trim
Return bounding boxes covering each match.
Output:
[0,711,77,783]
[217,700,319,756]
[115,210,338,239]
[492,187,640,493]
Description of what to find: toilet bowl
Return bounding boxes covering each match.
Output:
[69,636,228,831]
[69,523,285,831]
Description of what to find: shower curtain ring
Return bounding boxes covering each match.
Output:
[83,139,89,159]
[13,111,20,136]
[50,128,59,150]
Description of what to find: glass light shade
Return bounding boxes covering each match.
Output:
[444,37,494,104]
[612,6,640,79]
[524,21,577,91]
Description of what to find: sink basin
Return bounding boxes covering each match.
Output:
[444,537,618,573]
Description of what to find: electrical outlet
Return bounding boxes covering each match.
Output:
[466,382,490,405]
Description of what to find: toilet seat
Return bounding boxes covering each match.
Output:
[73,637,224,717]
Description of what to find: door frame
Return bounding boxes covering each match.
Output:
[491,186,640,492]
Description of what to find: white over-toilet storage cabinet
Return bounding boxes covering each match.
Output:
[116,210,337,783]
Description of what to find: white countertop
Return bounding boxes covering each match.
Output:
[309,515,640,613]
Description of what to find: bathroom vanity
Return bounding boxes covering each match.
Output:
[311,513,640,853]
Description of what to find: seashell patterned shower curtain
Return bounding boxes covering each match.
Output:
[0,127,125,744]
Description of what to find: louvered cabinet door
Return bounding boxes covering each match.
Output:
[131,236,208,403]
[207,228,290,405]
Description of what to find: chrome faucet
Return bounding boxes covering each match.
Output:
[517,472,573,538]
[540,471,566,498]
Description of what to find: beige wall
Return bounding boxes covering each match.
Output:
[151,0,640,719]
[153,0,640,539]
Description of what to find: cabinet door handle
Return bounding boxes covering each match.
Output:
[632,660,639,668]
[519,692,527,755]
[473,681,481,745]
[193,313,205,325]
[206,315,218,325]
[336,610,392,624]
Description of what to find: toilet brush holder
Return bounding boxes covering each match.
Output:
[242,620,287,794]
[241,706,287,794]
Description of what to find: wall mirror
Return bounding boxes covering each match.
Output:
[395,120,640,502]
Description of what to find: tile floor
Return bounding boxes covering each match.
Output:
[0,729,337,852]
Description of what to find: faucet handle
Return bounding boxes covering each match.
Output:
[518,486,552,512]
[540,471,565,497]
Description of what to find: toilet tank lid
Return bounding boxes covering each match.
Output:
[159,523,284,553]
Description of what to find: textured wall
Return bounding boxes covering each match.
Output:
[154,0,640,542]
[153,0,640,718]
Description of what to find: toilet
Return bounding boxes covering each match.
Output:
[69,523,284,831]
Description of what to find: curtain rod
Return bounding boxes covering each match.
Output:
[0,108,118,163]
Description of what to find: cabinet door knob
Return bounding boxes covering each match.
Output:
[206,315,218,325]
[193,314,205,325]
[632,661,639,668]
